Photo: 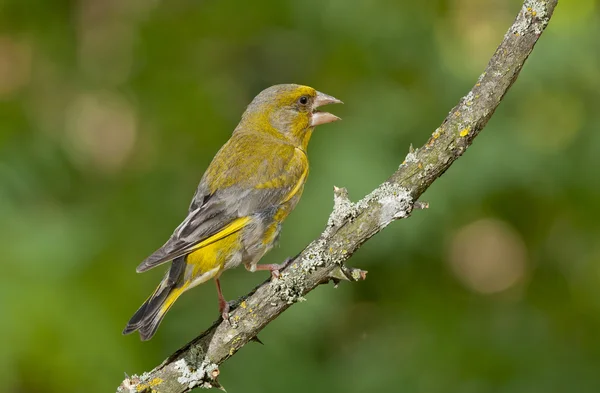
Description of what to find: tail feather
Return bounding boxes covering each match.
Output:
[123,258,186,341]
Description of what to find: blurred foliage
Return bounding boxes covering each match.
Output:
[1,0,600,392]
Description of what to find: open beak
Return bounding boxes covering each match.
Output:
[310,91,343,127]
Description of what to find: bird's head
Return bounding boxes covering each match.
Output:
[241,84,342,149]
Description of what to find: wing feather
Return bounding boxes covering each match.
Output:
[136,134,308,273]
[136,216,250,272]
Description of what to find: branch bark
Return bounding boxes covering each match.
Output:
[118,1,558,391]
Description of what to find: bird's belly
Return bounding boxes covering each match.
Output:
[240,198,299,268]
[185,231,243,283]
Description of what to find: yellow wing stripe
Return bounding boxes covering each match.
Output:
[189,216,250,252]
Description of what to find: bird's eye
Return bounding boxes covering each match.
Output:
[298,96,309,105]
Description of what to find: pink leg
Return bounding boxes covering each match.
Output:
[215,278,230,321]
[246,257,293,279]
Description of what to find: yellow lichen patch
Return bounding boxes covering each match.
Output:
[240,301,247,309]
[454,111,461,117]
[148,378,163,388]
[429,128,442,145]
[230,336,243,352]
[459,127,470,137]
[417,162,423,169]
[136,380,162,393]
[532,11,537,16]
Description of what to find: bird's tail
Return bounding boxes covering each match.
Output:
[123,258,187,341]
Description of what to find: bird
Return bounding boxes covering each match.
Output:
[123,84,342,340]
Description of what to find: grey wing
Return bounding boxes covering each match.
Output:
[136,185,235,272]
[135,143,306,273]
[135,181,300,273]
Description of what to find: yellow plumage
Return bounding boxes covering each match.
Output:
[123,84,342,340]
[158,231,243,316]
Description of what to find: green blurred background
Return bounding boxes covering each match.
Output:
[1,0,599,392]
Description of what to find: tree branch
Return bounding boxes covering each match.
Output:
[118,1,558,391]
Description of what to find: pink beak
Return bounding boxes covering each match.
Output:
[310,91,343,127]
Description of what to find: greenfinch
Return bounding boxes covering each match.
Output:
[123,84,342,340]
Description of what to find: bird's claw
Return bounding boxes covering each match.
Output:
[270,257,294,280]
[222,311,230,324]
[219,301,231,323]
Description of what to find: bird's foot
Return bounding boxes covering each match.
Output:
[219,299,231,323]
[245,258,294,280]
[246,257,294,280]
[268,257,294,280]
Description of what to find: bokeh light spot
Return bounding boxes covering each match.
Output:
[448,218,527,294]
[64,92,138,174]
[0,36,32,98]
